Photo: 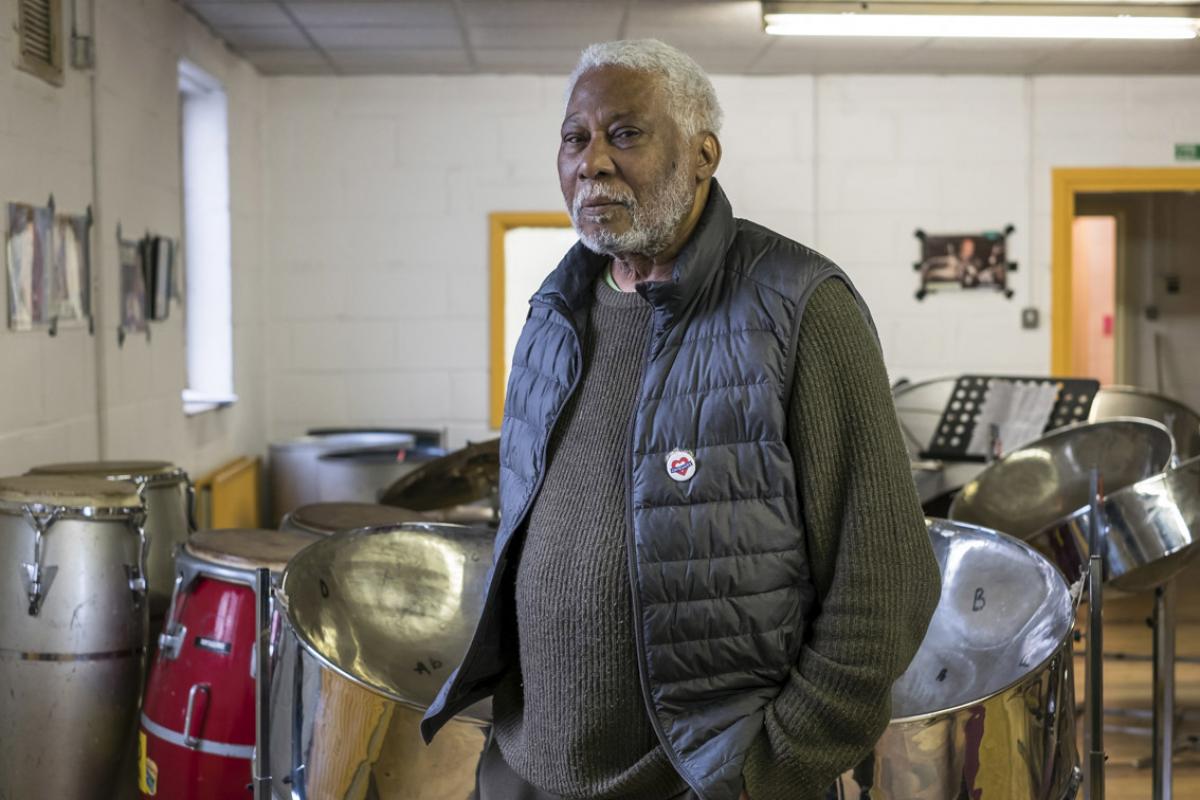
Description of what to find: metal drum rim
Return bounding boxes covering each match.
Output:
[277,521,493,726]
[0,500,145,522]
[948,416,1176,520]
[174,545,272,588]
[1091,384,1200,418]
[28,466,188,487]
[891,518,1077,726]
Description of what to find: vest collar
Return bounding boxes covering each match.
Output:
[534,178,736,328]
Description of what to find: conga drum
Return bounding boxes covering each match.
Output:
[138,529,318,799]
[27,461,192,631]
[838,518,1079,799]
[0,475,147,800]
[269,522,494,799]
[280,501,427,536]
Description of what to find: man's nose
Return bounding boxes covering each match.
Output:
[578,136,615,180]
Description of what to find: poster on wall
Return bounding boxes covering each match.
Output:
[914,227,1016,300]
[5,202,93,331]
[5,202,55,330]
[51,213,92,327]
[145,236,174,321]
[119,238,147,334]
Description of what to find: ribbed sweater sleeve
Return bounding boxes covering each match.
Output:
[741,278,942,800]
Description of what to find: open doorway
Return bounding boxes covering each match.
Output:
[1052,168,1200,417]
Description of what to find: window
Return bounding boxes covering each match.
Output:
[17,0,63,86]
[179,60,235,415]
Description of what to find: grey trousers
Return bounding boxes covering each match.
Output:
[474,735,700,800]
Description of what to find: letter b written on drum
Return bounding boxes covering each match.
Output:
[972,587,985,612]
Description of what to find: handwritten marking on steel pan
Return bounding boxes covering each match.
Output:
[414,657,444,675]
[937,668,948,682]
[973,587,986,611]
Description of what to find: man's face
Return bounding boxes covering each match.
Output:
[558,66,696,258]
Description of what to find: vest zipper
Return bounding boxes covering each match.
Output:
[623,314,707,799]
[431,300,585,730]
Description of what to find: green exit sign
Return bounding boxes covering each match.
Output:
[1177,143,1200,161]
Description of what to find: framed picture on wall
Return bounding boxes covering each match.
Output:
[120,238,147,333]
[51,212,92,327]
[914,227,1016,300]
[146,236,174,321]
[5,202,55,331]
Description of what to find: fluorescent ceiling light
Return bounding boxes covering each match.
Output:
[766,13,1200,38]
[763,2,1200,39]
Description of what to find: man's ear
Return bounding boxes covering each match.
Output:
[696,133,721,181]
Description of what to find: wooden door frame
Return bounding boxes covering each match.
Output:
[1051,167,1200,374]
[489,212,573,429]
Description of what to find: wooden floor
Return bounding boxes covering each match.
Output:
[1077,557,1200,798]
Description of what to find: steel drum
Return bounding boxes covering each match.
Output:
[280,501,428,536]
[269,431,417,525]
[1090,384,1200,460]
[1098,455,1200,593]
[380,438,499,510]
[27,460,192,626]
[893,378,987,513]
[0,475,147,800]
[949,418,1175,585]
[839,518,1078,800]
[269,522,494,799]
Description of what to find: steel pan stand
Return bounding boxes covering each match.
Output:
[1084,472,1106,800]
[1152,579,1176,800]
[253,567,272,800]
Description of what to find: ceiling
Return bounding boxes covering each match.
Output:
[179,0,1200,76]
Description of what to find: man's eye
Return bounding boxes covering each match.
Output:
[614,129,640,141]
[562,133,586,145]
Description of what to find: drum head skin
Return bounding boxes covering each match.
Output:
[892,519,1073,720]
[29,460,180,479]
[287,503,428,536]
[949,418,1174,539]
[186,529,319,573]
[0,474,142,509]
[280,523,495,716]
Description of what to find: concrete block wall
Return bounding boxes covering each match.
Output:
[264,71,1200,443]
[0,0,267,479]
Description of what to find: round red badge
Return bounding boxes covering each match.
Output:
[666,449,697,482]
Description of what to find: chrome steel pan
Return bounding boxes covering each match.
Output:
[1090,385,1200,460]
[949,418,1174,584]
[269,523,495,799]
[1100,455,1200,593]
[839,518,1078,799]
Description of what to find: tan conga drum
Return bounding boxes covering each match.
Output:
[27,460,192,628]
[270,522,494,799]
[0,475,147,799]
[280,501,428,536]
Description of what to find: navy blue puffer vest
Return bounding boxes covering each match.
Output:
[422,181,854,800]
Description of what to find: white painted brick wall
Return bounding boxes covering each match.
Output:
[264,70,1200,445]
[0,0,267,480]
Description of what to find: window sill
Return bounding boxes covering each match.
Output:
[183,390,238,417]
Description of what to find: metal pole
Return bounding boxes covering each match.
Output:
[1152,579,1177,800]
[254,567,272,800]
[1084,470,1105,800]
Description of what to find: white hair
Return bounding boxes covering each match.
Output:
[564,39,723,140]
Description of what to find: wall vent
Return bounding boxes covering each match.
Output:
[17,0,64,86]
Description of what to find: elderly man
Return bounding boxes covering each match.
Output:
[422,40,941,800]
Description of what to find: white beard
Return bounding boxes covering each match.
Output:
[569,161,694,259]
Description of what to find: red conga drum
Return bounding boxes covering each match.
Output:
[138,529,317,798]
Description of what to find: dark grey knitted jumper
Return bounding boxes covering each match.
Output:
[491,275,938,800]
